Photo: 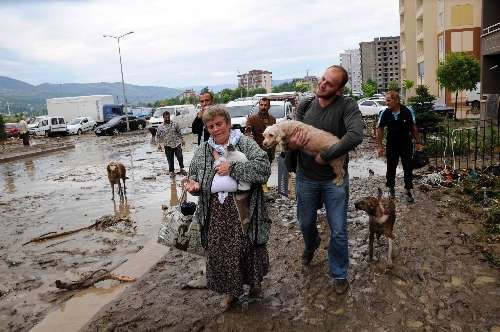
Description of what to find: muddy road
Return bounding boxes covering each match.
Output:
[1,132,499,331]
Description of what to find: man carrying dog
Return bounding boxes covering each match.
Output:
[192,91,214,145]
[288,65,363,295]
[245,97,276,163]
[156,111,186,177]
[377,91,423,202]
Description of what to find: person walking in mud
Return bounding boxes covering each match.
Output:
[186,104,271,310]
[19,116,29,146]
[192,92,214,145]
[377,91,423,202]
[288,65,363,295]
[156,111,186,177]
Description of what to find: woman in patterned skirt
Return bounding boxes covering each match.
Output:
[186,104,272,310]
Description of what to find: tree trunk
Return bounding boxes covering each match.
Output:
[454,91,458,120]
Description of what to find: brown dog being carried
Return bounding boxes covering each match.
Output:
[354,188,396,268]
[262,120,346,186]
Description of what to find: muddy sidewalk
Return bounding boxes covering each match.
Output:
[81,175,500,331]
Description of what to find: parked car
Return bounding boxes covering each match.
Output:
[358,98,387,117]
[33,116,67,137]
[4,123,20,138]
[67,117,97,135]
[226,100,259,132]
[95,115,146,136]
[432,99,454,118]
[28,116,49,135]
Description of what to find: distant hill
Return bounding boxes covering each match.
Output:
[0,76,295,114]
[0,76,183,107]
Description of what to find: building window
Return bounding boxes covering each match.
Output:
[418,61,425,77]
[438,12,443,27]
[401,49,406,63]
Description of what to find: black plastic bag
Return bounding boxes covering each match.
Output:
[412,150,429,170]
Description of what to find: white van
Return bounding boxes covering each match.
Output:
[147,105,197,136]
[33,116,68,137]
[28,116,49,135]
[466,83,481,109]
[226,100,259,132]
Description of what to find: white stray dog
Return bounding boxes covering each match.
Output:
[262,120,346,186]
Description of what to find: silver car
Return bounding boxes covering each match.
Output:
[358,99,387,117]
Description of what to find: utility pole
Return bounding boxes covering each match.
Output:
[306,69,312,91]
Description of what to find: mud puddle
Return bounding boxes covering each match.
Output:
[0,131,198,331]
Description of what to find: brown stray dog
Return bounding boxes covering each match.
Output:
[354,188,396,268]
[107,162,127,200]
[262,120,346,185]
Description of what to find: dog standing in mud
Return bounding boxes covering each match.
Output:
[107,162,127,200]
[354,188,396,268]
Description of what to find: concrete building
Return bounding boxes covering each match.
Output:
[179,89,196,100]
[237,70,272,93]
[339,49,362,94]
[481,0,500,121]
[399,0,482,104]
[296,75,319,91]
[360,37,400,93]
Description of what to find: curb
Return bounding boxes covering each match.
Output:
[0,144,76,163]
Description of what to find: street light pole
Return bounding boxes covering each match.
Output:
[236,70,242,98]
[104,31,134,131]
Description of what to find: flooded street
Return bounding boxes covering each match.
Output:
[1,132,499,331]
[0,131,200,331]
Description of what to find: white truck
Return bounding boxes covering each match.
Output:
[46,95,115,123]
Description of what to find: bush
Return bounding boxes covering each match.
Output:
[0,114,7,141]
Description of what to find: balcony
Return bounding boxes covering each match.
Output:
[416,3,423,20]
[482,27,500,56]
[416,28,424,41]
[401,62,406,70]
[400,22,405,33]
[417,52,425,62]
[400,5,404,15]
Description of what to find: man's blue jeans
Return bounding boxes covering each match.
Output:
[296,169,349,279]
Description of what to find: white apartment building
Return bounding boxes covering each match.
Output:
[237,70,272,93]
[339,49,362,94]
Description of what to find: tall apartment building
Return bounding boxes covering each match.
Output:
[360,37,400,92]
[339,49,362,93]
[481,0,500,121]
[237,70,272,93]
[399,0,481,104]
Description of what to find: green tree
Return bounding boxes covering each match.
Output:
[408,85,443,131]
[247,88,267,97]
[402,79,415,99]
[272,79,300,93]
[200,86,210,94]
[231,87,247,100]
[388,79,399,91]
[187,95,198,106]
[436,51,480,120]
[343,86,352,96]
[366,78,378,93]
[361,82,376,97]
[294,85,309,93]
[0,114,7,141]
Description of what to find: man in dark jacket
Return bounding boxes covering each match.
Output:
[192,92,214,144]
[245,97,276,163]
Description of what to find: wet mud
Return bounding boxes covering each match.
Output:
[1,132,499,331]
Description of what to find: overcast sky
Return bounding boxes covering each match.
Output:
[0,0,399,89]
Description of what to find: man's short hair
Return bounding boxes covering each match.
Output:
[162,111,170,116]
[200,91,214,101]
[260,97,270,105]
[386,91,401,103]
[328,65,349,88]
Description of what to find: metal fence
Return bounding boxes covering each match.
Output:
[419,119,500,171]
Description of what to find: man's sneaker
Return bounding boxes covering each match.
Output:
[388,189,396,199]
[334,278,349,295]
[301,249,315,265]
[406,192,414,202]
